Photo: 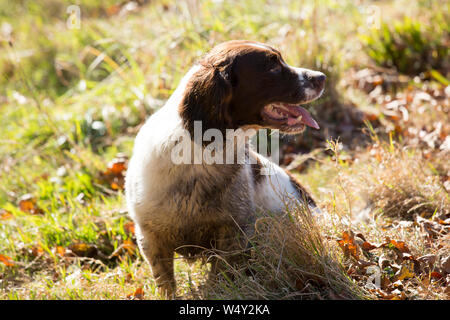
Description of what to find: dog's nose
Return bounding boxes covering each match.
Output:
[311,73,326,89]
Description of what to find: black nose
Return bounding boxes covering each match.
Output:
[311,73,326,89]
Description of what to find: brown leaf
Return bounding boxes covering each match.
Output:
[110,181,121,190]
[391,240,410,253]
[0,254,15,267]
[109,240,136,259]
[383,238,410,253]
[381,275,391,290]
[395,261,415,281]
[355,232,366,241]
[392,280,404,290]
[430,271,444,280]
[101,155,128,191]
[68,243,97,258]
[389,289,406,300]
[0,209,13,220]
[31,246,44,257]
[337,231,359,260]
[417,254,437,266]
[124,221,135,235]
[54,246,66,257]
[106,4,120,16]
[18,194,44,215]
[122,240,136,255]
[127,287,144,300]
[357,259,376,268]
[379,253,392,269]
[441,256,450,274]
[105,157,127,176]
[19,195,34,211]
[361,241,380,251]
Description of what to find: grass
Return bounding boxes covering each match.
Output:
[201,207,366,300]
[1,0,449,300]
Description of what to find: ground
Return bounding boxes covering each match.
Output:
[0,0,449,300]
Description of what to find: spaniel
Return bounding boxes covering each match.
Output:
[125,40,326,297]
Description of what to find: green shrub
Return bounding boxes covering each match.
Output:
[361,17,449,75]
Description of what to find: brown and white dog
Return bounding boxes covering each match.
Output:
[125,40,326,297]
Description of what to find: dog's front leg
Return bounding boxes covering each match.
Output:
[136,227,175,298]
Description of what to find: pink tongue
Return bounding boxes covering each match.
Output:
[289,106,320,129]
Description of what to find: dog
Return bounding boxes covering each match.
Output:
[125,40,326,297]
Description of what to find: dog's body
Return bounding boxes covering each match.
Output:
[126,41,326,296]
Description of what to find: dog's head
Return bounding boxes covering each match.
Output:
[180,40,326,134]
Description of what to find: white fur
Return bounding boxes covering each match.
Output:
[252,153,301,213]
[126,65,201,225]
[291,67,325,102]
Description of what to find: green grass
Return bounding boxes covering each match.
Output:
[1,0,448,300]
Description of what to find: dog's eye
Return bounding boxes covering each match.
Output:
[268,56,281,73]
[269,65,281,73]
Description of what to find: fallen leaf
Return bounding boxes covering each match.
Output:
[18,194,44,215]
[31,246,44,257]
[19,195,34,212]
[105,157,127,176]
[100,155,128,191]
[380,275,391,290]
[441,256,450,274]
[122,240,136,255]
[389,289,406,300]
[357,259,376,268]
[392,280,404,289]
[110,181,121,190]
[384,238,410,253]
[396,261,415,281]
[106,4,120,16]
[361,241,380,251]
[337,231,359,260]
[68,243,97,258]
[54,246,66,257]
[0,209,13,220]
[430,271,444,280]
[127,287,144,300]
[379,253,392,269]
[109,240,136,259]
[0,254,15,266]
[417,254,437,266]
[124,221,135,235]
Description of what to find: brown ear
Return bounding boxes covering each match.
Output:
[179,65,233,135]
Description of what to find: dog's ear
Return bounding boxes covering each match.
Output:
[180,64,233,135]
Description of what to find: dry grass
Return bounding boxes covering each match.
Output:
[355,144,449,220]
[199,205,365,300]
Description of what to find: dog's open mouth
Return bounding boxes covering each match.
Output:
[261,103,320,132]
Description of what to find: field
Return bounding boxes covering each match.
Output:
[0,0,449,300]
